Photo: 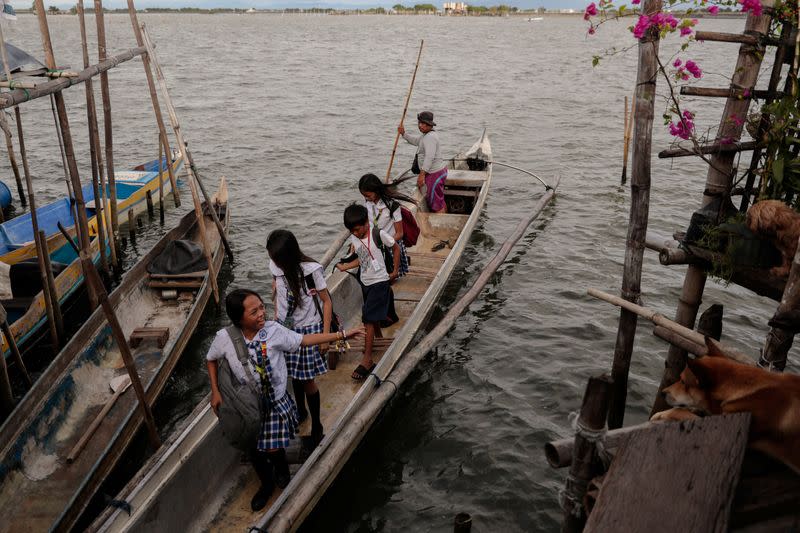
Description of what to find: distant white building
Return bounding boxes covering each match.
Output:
[443,2,467,15]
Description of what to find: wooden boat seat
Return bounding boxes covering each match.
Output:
[129,327,170,348]
[445,169,487,188]
[147,272,206,290]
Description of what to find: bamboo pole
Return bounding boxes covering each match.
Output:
[160,132,178,208]
[652,3,775,416]
[588,288,754,366]
[621,95,634,184]
[40,230,65,347]
[606,0,662,431]
[385,39,423,183]
[759,239,800,371]
[0,304,14,419]
[561,375,612,533]
[94,0,121,248]
[320,228,351,268]
[158,132,164,223]
[141,23,233,261]
[0,46,146,109]
[0,26,24,207]
[0,115,21,211]
[77,0,108,276]
[79,250,161,449]
[125,1,181,207]
[258,177,560,532]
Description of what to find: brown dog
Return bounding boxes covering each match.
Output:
[653,338,800,473]
[746,199,800,277]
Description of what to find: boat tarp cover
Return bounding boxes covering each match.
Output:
[1,42,46,80]
[147,240,208,275]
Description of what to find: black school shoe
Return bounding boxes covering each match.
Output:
[251,483,273,512]
[269,449,291,489]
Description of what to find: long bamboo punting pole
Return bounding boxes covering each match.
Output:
[140,23,233,261]
[651,4,775,416]
[77,0,109,276]
[0,26,24,208]
[125,1,181,207]
[94,0,121,247]
[79,250,161,449]
[385,39,423,183]
[606,0,662,430]
[259,178,559,532]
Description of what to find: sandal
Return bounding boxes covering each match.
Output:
[351,362,375,381]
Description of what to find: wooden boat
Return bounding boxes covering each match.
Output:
[90,131,493,532]
[0,154,183,266]
[0,178,229,533]
[0,155,183,358]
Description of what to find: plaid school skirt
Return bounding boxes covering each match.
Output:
[285,321,328,381]
[257,391,299,451]
[398,241,410,277]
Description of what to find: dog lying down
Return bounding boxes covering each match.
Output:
[652,337,800,474]
[746,199,800,277]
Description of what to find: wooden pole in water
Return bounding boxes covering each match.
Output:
[94,0,120,247]
[651,5,775,416]
[0,303,14,419]
[0,303,31,387]
[0,26,24,208]
[128,208,136,244]
[561,375,612,533]
[621,95,634,184]
[78,0,108,276]
[141,23,233,262]
[158,132,164,223]
[606,0,661,430]
[39,230,65,347]
[759,242,800,371]
[125,1,181,207]
[79,250,161,449]
[385,39,423,183]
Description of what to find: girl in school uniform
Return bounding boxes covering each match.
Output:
[358,173,415,279]
[267,229,332,447]
[207,289,363,511]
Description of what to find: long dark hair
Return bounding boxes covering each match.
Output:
[358,173,416,210]
[266,229,316,308]
[225,288,262,327]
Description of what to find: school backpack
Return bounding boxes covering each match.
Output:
[216,325,264,452]
[389,200,420,247]
[372,225,395,273]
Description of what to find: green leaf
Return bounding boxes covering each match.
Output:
[774,157,785,184]
[592,55,600,67]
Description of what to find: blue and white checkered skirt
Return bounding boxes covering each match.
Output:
[257,391,299,451]
[285,321,328,380]
[398,241,409,277]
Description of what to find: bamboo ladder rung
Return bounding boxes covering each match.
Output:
[659,141,758,159]
[680,87,779,99]
[695,31,759,45]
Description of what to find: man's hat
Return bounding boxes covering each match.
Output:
[417,111,436,127]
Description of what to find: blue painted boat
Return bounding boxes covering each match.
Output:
[0,180,11,209]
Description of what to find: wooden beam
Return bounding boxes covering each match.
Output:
[695,30,759,45]
[680,86,777,99]
[659,140,758,158]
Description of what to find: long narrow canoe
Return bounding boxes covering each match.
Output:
[0,155,183,359]
[91,131,493,532]
[0,154,183,266]
[0,178,229,533]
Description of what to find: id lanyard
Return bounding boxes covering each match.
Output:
[359,231,375,262]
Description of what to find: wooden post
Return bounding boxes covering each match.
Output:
[160,133,178,208]
[0,25,25,207]
[79,250,161,449]
[145,190,154,217]
[13,105,63,351]
[651,4,775,416]
[125,2,181,207]
[385,39,424,183]
[621,95,634,185]
[141,24,233,261]
[94,0,119,246]
[158,132,164,223]
[453,513,472,533]
[2,317,31,387]
[606,0,662,430]
[128,208,136,244]
[0,347,14,420]
[561,375,612,533]
[759,241,800,371]
[0,116,22,210]
[77,0,108,276]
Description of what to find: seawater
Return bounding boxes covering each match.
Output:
[0,13,794,531]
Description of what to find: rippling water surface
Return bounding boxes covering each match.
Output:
[2,12,796,532]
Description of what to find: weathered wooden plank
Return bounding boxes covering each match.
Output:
[730,449,800,530]
[585,413,751,533]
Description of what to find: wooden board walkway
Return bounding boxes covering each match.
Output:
[585,413,751,533]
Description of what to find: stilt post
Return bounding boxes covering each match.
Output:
[158,132,164,223]
[0,26,24,207]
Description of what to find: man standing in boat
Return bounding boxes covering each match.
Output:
[398,111,447,213]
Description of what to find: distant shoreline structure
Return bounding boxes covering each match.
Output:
[22,8,749,17]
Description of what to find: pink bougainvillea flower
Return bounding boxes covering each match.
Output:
[673,58,682,67]
[669,110,696,140]
[720,137,733,145]
[588,25,596,35]
[680,26,693,36]
[739,0,763,16]
[743,88,752,98]
[633,14,650,38]
[709,5,719,15]
[730,114,745,127]
[631,0,640,4]
[685,60,702,78]
[584,2,598,20]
